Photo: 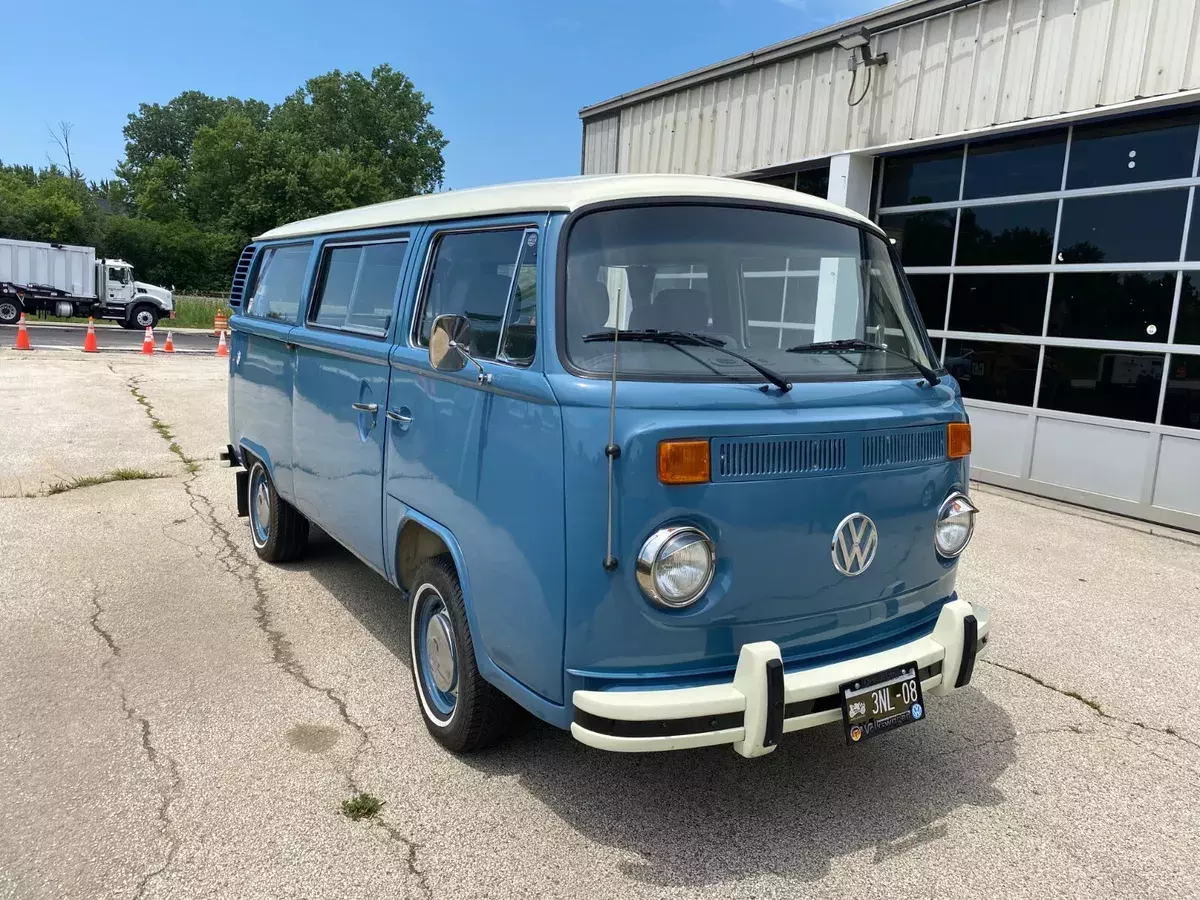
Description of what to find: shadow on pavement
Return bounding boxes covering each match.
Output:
[297,534,1015,887]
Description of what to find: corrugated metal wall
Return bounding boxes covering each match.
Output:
[582,0,1200,176]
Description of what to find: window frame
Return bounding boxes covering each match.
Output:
[304,235,411,341]
[243,240,315,325]
[408,221,542,369]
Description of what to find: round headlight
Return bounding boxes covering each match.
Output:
[636,526,715,609]
[935,492,978,558]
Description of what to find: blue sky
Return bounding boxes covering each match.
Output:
[0,0,877,189]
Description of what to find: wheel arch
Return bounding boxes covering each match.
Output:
[385,501,570,727]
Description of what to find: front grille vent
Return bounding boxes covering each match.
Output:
[715,436,847,480]
[862,426,946,469]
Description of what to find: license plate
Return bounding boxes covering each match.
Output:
[839,661,925,745]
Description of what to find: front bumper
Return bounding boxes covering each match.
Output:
[571,598,988,756]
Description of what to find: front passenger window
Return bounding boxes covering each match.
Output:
[417,229,527,360]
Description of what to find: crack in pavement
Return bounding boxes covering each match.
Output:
[114,363,438,893]
[87,582,183,900]
[980,658,1200,752]
[373,819,434,900]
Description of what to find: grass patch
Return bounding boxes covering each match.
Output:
[341,792,384,821]
[172,295,225,329]
[45,468,168,495]
[23,294,225,330]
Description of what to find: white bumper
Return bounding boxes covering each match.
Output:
[571,598,989,756]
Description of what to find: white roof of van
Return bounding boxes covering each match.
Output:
[255,174,877,240]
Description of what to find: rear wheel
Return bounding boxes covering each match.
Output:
[409,555,514,752]
[0,299,22,326]
[247,459,309,562]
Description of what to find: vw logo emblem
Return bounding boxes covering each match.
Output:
[831,513,878,576]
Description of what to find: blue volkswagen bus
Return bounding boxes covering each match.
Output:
[224,175,987,757]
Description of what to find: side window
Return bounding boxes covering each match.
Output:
[310,240,408,336]
[246,244,312,323]
[499,230,539,364]
[416,228,527,361]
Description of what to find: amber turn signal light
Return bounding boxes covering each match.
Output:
[658,439,711,485]
[947,422,972,459]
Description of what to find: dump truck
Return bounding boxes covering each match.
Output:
[0,237,173,328]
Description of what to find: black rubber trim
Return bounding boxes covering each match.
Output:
[763,658,784,748]
[573,707,744,739]
[956,616,979,688]
[573,662,947,739]
[235,469,249,518]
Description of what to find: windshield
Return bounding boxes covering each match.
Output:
[563,205,936,383]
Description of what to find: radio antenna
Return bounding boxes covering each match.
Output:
[602,281,621,572]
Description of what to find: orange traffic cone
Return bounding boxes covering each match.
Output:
[141,326,155,355]
[216,330,229,358]
[14,313,32,350]
[83,317,98,353]
[163,331,175,353]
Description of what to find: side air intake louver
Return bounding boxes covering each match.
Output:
[862,426,946,469]
[228,245,256,308]
[714,436,847,481]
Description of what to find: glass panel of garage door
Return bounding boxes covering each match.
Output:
[1067,111,1200,189]
[1057,191,1189,264]
[1039,347,1164,423]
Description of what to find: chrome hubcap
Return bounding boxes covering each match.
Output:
[254,482,270,527]
[0,302,17,320]
[136,310,153,326]
[425,611,456,693]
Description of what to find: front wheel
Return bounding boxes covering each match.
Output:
[409,555,514,752]
[0,298,22,326]
[247,459,309,562]
[128,303,159,330]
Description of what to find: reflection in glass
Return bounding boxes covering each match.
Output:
[955,202,1056,265]
[1162,354,1200,430]
[905,273,949,330]
[964,131,1066,199]
[1067,110,1199,189]
[880,148,963,206]
[1039,347,1164,422]
[1176,274,1200,344]
[944,339,1038,405]
[795,168,830,198]
[1057,190,1189,263]
[949,274,1048,335]
[1048,272,1175,342]
[878,211,956,266]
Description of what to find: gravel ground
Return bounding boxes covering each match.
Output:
[1,350,1197,900]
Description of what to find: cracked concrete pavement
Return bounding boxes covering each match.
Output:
[1,350,1198,899]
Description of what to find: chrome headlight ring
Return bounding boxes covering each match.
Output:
[636,525,716,609]
[934,491,979,558]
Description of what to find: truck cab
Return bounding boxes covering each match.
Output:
[100,259,174,328]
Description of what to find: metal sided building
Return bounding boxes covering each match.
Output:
[579,0,1200,532]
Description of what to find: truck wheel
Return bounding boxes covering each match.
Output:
[0,299,22,326]
[409,554,514,752]
[247,459,309,563]
[129,303,159,330]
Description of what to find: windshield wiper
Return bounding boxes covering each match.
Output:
[584,329,792,393]
[785,338,941,387]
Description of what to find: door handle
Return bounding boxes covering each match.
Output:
[352,402,379,413]
[386,408,413,428]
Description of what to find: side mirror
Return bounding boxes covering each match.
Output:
[428,313,493,385]
[429,314,470,372]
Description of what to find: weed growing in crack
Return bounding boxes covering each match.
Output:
[46,468,169,496]
[342,793,384,821]
[125,377,201,474]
